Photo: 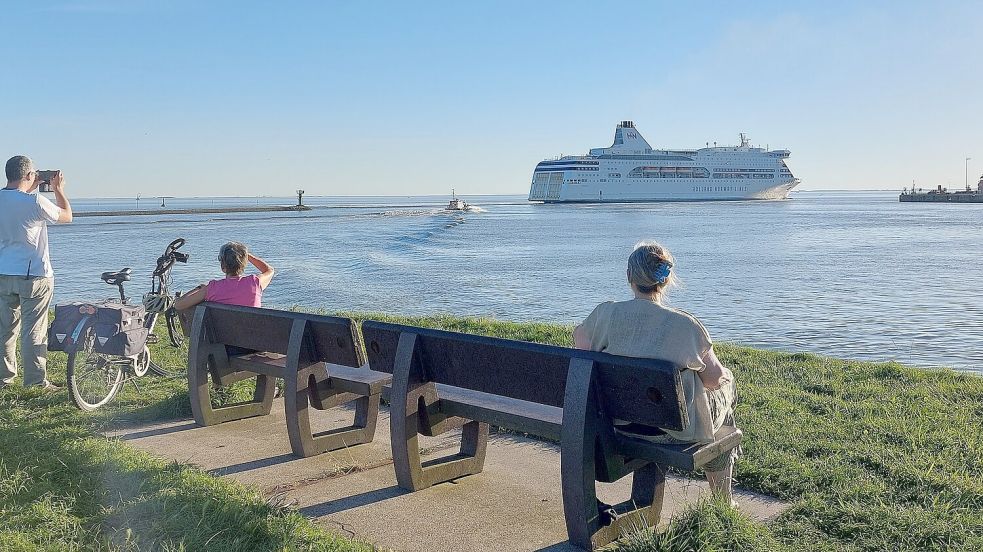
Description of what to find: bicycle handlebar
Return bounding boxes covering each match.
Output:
[153,238,189,277]
[165,238,185,254]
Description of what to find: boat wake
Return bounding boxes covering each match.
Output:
[376,208,445,218]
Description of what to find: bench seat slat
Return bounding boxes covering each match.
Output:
[229,352,288,377]
[436,383,563,441]
[326,363,391,395]
[614,425,742,471]
[226,354,391,396]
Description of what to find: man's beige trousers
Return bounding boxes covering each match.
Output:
[0,275,53,387]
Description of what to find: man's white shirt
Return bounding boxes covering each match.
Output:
[0,189,62,278]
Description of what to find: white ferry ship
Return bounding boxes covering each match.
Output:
[528,121,799,203]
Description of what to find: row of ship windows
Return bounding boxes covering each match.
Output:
[714,173,775,179]
[694,186,749,192]
[621,173,775,180]
[539,166,779,176]
[562,179,766,185]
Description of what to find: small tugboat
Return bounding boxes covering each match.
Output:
[446,189,470,211]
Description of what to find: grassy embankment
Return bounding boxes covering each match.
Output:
[2,313,982,551]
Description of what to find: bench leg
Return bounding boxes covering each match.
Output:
[391,332,489,491]
[565,462,667,551]
[621,462,667,530]
[561,356,668,549]
[189,346,276,426]
[284,367,381,457]
[392,383,489,491]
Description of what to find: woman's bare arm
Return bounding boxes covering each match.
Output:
[173,284,207,311]
[248,253,275,289]
[698,347,725,390]
[573,324,591,350]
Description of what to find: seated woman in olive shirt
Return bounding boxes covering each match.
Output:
[574,241,740,506]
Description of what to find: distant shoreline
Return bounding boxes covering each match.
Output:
[75,205,311,217]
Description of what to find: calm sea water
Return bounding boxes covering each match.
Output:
[50,191,983,373]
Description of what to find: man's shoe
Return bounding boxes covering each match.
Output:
[32,381,60,392]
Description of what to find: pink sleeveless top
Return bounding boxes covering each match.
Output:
[205,275,263,307]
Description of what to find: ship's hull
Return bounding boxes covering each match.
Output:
[532,182,796,203]
[529,171,798,203]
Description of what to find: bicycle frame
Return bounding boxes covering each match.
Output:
[74,239,188,359]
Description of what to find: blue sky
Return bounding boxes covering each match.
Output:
[2,1,981,197]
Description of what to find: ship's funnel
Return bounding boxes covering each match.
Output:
[610,121,652,153]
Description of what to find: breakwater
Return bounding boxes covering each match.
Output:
[75,205,311,217]
[899,191,983,203]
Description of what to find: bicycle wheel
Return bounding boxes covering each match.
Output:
[165,307,184,348]
[67,330,124,411]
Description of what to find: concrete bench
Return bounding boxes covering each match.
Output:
[187,303,390,457]
[361,320,743,550]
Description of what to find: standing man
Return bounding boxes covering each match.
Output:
[0,156,73,389]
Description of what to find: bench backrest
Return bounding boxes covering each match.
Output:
[304,315,365,367]
[198,303,363,367]
[361,320,688,431]
[203,303,295,354]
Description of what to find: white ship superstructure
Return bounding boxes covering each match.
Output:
[528,121,799,202]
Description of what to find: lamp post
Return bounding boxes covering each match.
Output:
[966,157,972,192]
[296,189,305,207]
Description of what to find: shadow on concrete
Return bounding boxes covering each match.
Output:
[533,543,580,552]
[299,485,408,517]
[209,453,300,476]
[116,421,199,441]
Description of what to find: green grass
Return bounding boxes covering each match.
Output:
[2,312,982,551]
[0,330,370,552]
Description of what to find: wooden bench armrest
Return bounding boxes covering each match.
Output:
[613,425,743,471]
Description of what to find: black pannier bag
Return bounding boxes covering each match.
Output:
[92,324,149,356]
[48,302,88,352]
[92,302,145,333]
[49,302,148,355]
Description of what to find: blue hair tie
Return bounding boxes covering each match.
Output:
[653,262,672,284]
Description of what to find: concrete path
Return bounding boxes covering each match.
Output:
[107,401,789,551]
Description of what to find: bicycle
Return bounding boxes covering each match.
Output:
[62,238,190,411]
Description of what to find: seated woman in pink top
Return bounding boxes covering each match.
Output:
[174,241,275,311]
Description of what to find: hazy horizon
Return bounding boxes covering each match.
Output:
[4,1,982,197]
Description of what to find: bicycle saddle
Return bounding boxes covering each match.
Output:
[101,268,132,285]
